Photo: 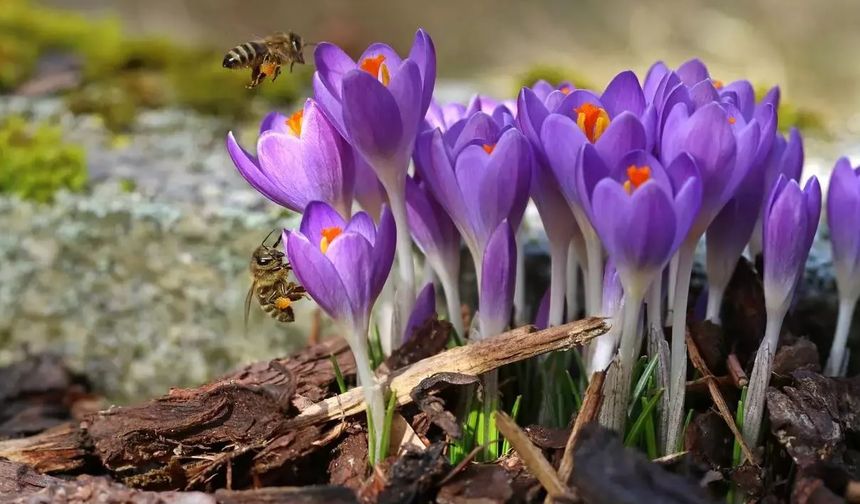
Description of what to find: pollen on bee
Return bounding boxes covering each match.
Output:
[260,61,279,76]
[274,297,292,310]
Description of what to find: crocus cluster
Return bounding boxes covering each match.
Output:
[228,27,849,461]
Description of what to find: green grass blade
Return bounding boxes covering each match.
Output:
[565,370,582,412]
[678,408,695,452]
[628,355,659,417]
[732,386,748,468]
[643,395,658,459]
[330,354,347,394]
[366,406,377,466]
[379,389,397,461]
[624,389,663,446]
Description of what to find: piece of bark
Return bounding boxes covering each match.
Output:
[288,317,610,429]
[327,427,368,491]
[214,486,358,504]
[523,425,569,450]
[382,317,452,372]
[684,410,732,469]
[410,373,481,439]
[495,412,571,502]
[0,423,89,473]
[0,353,96,440]
[571,424,714,504]
[377,443,448,504]
[556,370,605,492]
[685,329,756,464]
[772,338,820,376]
[436,464,513,504]
[0,459,65,498]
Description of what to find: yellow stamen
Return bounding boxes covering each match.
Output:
[482,143,496,154]
[286,110,303,137]
[319,226,343,254]
[728,116,736,125]
[359,54,390,86]
[274,297,292,310]
[624,165,651,194]
[575,103,611,143]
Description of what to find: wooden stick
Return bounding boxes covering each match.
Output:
[685,330,757,465]
[557,370,606,487]
[286,317,610,429]
[727,353,749,388]
[495,411,573,502]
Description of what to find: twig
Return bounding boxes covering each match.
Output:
[727,353,748,388]
[495,411,573,502]
[556,370,606,487]
[285,318,610,429]
[686,375,734,394]
[652,451,688,465]
[685,330,757,465]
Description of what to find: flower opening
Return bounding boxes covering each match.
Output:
[320,226,343,254]
[623,165,651,194]
[482,143,496,154]
[359,54,391,86]
[286,110,303,137]
[712,79,724,90]
[575,103,610,143]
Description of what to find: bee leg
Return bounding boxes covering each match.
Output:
[271,65,282,82]
[290,60,296,73]
[247,66,264,89]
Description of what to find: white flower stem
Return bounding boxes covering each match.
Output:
[439,267,465,338]
[742,307,786,452]
[647,280,662,332]
[548,239,569,327]
[584,234,604,317]
[600,288,644,433]
[825,297,857,376]
[566,241,580,322]
[384,185,416,351]
[666,254,680,321]
[349,321,386,463]
[665,237,697,454]
[514,227,527,326]
[705,284,725,325]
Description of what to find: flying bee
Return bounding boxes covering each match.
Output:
[222,31,313,89]
[245,230,307,329]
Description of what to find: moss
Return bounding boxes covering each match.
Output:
[0,33,39,91]
[119,178,137,193]
[0,116,87,203]
[514,64,594,95]
[66,82,140,132]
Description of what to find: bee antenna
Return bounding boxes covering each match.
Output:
[261,228,278,247]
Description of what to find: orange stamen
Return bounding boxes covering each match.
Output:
[575,103,611,143]
[320,226,343,254]
[624,165,651,194]
[359,54,391,86]
[286,110,303,137]
[712,79,724,90]
[560,85,572,95]
[482,143,496,154]
[728,116,736,125]
[274,297,292,310]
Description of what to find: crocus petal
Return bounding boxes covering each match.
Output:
[300,201,347,246]
[540,114,588,203]
[342,70,404,167]
[359,43,404,73]
[594,111,647,170]
[256,131,307,209]
[260,112,291,135]
[676,58,710,86]
[828,159,860,291]
[643,61,669,103]
[479,221,517,335]
[453,112,502,155]
[801,177,822,257]
[516,87,549,152]
[227,132,300,210]
[404,282,436,342]
[313,43,355,100]
[764,179,808,308]
[601,70,646,118]
[408,28,437,114]
[325,232,375,320]
[574,144,611,222]
[689,80,719,108]
[722,80,755,121]
[345,211,377,244]
[286,230,352,322]
[415,130,472,242]
[387,59,424,152]
[370,206,397,299]
[313,72,347,138]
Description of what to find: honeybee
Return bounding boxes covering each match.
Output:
[245,230,307,328]
[222,31,312,89]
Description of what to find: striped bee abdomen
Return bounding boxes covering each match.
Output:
[222,41,267,69]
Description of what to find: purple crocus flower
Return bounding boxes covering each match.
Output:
[743,175,821,449]
[415,113,531,286]
[535,71,650,316]
[660,100,761,451]
[313,29,436,346]
[825,158,860,376]
[749,128,804,256]
[704,100,778,323]
[478,221,517,339]
[404,282,436,343]
[405,176,463,336]
[227,99,355,218]
[425,99,467,132]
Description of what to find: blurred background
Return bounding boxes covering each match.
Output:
[1,0,857,402]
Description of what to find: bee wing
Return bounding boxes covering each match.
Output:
[244,281,256,335]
